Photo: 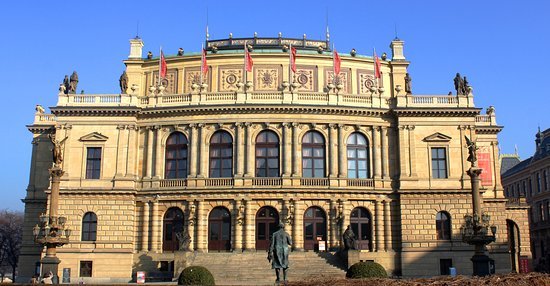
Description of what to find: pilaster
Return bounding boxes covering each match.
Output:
[244,199,255,251]
[373,126,382,179]
[189,124,199,177]
[236,123,245,177]
[407,125,417,178]
[142,201,150,252]
[291,123,300,177]
[383,200,391,251]
[146,127,154,179]
[126,125,137,178]
[329,124,338,178]
[244,123,254,177]
[292,199,302,251]
[337,124,345,177]
[151,198,159,252]
[198,124,208,179]
[381,126,389,179]
[375,199,384,252]
[282,123,292,177]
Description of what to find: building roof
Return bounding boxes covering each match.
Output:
[500,154,521,175]
[502,127,550,178]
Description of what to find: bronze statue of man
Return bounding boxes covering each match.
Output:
[465,136,478,166]
[48,134,67,167]
[454,73,464,95]
[268,223,292,284]
[62,75,70,94]
[69,71,79,94]
[119,71,129,94]
[343,225,358,250]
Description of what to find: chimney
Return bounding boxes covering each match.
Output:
[129,37,144,59]
[390,38,405,61]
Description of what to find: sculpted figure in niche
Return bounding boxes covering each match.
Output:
[119,71,128,94]
[404,73,412,94]
[69,71,79,94]
[268,223,292,284]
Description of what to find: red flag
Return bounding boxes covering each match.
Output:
[160,50,167,78]
[201,48,208,76]
[333,50,341,76]
[290,46,297,73]
[245,44,253,72]
[374,50,381,79]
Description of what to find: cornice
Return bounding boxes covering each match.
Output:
[26,124,55,134]
[51,106,141,117]
[139,104,390,118]
[475,126,504,135]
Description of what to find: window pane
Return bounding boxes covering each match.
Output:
[304,223,313,240]
[268,169,278,177]
[303,148,312,157]
[314,159,324,168]
[313,148,324,157]
[303,159,312,168]
[257,159,266,169]
[347,149,355,158]
[222,159,232,168]
[268,159,278,168]
[357,149,367,158]
[268,148,278,157]
[358,161,367,169]
[356,135,367,145]
[348,170,357,178]
[358,170,367,178]
[314,169,324,178]
[303,169,312,178]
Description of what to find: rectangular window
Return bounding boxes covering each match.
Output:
[431,148,448,179]
[440,259,453,275]
[537,173,542,193]
[85,147,102,179]
[80,261,92,277]
[544,170,548,191]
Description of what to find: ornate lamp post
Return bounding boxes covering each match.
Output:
[32,133,71,284]
[460,136,497,276]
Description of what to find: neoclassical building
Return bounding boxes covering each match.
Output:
[20,34,531,282]
[502,128,550,271]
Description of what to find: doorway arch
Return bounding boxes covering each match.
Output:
[303,206,327,251]
[208,207,231,251]
[162,207,184,251]
[350,207,373,251]
[507,219,521,272]
[256,206,280,250]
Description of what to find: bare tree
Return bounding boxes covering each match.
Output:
[0,209,23,282]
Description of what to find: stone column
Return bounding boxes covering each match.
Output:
[245,123,254,177]
[236,123,245,176]
[189,124,198,177]
[291,123,300,176]
[146,127,154,178]
[27,138,39,192]
[282,123,292,176]
[381,127,389,179]
[196,200,207,251]
[115,125,127,177]
[151,199,159,252]
[234,199,243,251]
[383,200,391,251]
[126,125,137,177]
[198,124,208,177]
[408,126,417,177]
[329,124,338,177]
[244,199,255,251]
[492,141,503,194]
[142,201,150,251]
[375,199,384,252]
[61,125,72,176]
[292,200,303,251]
[373,126,382,179]
[337,124,346,177]
[154,127,163,178]
[398,126,409,178]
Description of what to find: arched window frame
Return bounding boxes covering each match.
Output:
[162,207,185,251]
[81,212,97,242]
[165,132,189,179]
[302,131,326,178]
[436,211,451,240]
[346,132,370,179]
[209,131,233,178]
[255,130,280,177]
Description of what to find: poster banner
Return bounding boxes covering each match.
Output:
[478,148,493,186]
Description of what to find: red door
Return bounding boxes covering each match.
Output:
[256,207,279,250]
[208,207,231,251]
[303,206,326,251]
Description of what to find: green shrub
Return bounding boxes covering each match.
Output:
[178,266,215,285]
[346,261,388,279]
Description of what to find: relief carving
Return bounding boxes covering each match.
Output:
[152,69,178,94]
[359,72,376,94]
[219,67,244,91]
[293,67,315,91]
[184,68,202,93]
[326,69,350,93]
[254,66,281,91]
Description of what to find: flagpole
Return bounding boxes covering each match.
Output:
[158,46,162,87]
[200,43,204,85]
[373,47,378,88]
[289,43,292,84]
[243,42,247,84]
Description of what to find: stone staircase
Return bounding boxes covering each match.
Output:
[188,251,347,285]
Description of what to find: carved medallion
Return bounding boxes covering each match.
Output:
[325,69,349,93]
[184,68,208,93]
[152,69,177,94]
[359,73,376,94]
[219,67,244,91]
[293,67,315,91]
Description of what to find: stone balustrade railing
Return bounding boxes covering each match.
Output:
[33,113,57,124]
[53,91,479,109]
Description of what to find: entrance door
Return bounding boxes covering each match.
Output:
[163,208,184,251]
[350,207,372,251]
[208,207,231,251]
[303,206,327,251]
[507,219,521,272]
[256,206,279,250]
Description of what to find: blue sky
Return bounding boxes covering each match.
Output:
[1,1,548,211]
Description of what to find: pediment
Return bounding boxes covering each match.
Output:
[79,132,108,142]
[423,132,452,142]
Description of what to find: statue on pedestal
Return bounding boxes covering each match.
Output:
[343,225,358,250]
[69,71,79,94]
[454,73,464,95]
[119,71,128,94]
[404,73,412,94]
[465,136,478,166]
[62,75,70,94]
[48,133,67,167]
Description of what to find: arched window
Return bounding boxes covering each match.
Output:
[165,132,188,179]
[302,131,325,178]
[163,208,185,251]
[347,133,370,178]
[256,131,280,177]
[82,212,97,241]
[436,211,451,240]
[210,131,233,178]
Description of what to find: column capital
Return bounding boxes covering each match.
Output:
[406,125,415,131]
[282,122,292,128]
[234,122,245,128]
[291,122,300,128]
[328,123,338,129]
